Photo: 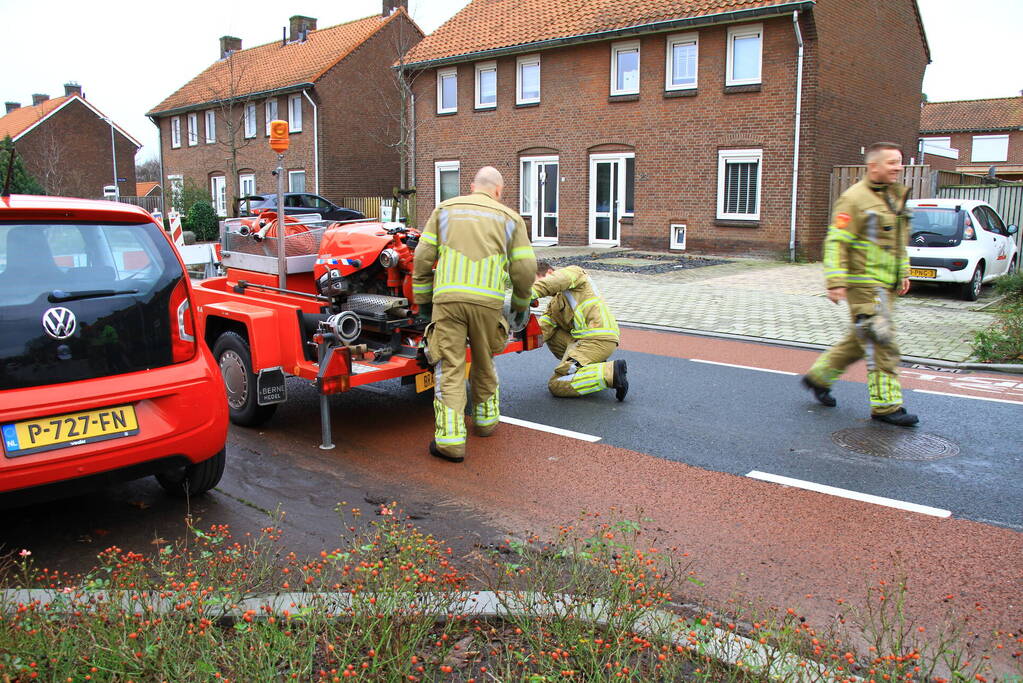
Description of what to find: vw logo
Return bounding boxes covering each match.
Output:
[42,307,77,339]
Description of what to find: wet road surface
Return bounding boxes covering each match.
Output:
[3,326,1021,663]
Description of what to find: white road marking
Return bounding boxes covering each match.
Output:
[499,416,601,442]
[913,389,1023,406]
[690,359,798,376]
[746,471,952,518]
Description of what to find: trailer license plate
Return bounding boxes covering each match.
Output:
[414,371,434,393]
[910,267,936,278]
[2,405,139,457]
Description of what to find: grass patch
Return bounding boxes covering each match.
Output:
[1,509,1019,681]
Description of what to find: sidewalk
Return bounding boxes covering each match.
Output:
[535,247,1000,362]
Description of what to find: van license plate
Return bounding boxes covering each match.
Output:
[909,268,936,278]
[414,371,435,393]
[2,405,139,458]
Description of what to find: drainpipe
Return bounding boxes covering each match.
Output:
[302,90,319,194]
[789,10,804,263]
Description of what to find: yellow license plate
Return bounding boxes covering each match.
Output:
[414,371,435,393]
[2,405,139,457]
[910,267,937,278]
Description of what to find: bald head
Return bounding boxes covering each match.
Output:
[471,166,504,200]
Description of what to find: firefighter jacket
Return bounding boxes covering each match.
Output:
[823,178,911,290]
[413,192,536,311]
[532,266,619,342]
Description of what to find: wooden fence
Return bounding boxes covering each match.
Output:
[828,165,933,207]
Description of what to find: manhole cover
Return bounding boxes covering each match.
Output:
[831,427,959,461]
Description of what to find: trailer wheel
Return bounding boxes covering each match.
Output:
[156,448,226,498]
[213,331,278,426]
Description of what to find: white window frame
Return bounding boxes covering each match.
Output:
[726,23,763,86]
[288,170,306,193]
[210,175,227,217]
[669,223,687,250]
[610,40,641,96]
[434,160,460,205]
[167,174,184,211]
[665,32,698,91]
[971,134,1009,162]
[239,173,256,197]
[474,61,497,109]
[264,98,278,136]
[187,112,198,146]
[717,148,763,220]
[516,54,540,105]
[204,110,216,143]
[437,67,458,114]
[244,103,256,138]
[288,94,302,132]
[170,116,181,148]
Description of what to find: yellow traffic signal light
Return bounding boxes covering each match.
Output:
[269,119,289,153]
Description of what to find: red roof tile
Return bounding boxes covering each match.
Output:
[136,181,160,196]
[149,12,409,115]
[0,96,73,140]
[404,0,806,65]
[921,97,1023,133]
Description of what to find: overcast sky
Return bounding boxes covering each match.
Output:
[2,0,1020,166]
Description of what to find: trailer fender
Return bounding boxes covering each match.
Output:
[198,301,284,371]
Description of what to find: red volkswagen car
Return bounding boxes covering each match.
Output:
[0,195,228,504]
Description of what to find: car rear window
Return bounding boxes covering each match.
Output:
[0,221,186,389]
[911,207,965,238]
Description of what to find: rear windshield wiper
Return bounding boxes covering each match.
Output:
[48,288,140,303]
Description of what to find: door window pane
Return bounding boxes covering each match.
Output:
[624,157,635,214]
[596,164,612,213]
[595,217,611,241]
[542,164,558,214]
[543,217,558,238]
[520,160,533,214]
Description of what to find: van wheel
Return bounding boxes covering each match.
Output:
[213,331,278,426]
[961,265,983,301]
[157,448,226,498]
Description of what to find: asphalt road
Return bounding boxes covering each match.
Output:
[3,326,1021,668]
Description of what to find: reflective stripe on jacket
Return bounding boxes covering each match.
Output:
[413,192,536,310]
[823,178,910,290]
[532,266,619,342]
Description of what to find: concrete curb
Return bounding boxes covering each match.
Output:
[3,587,852,680]
[620,321,1023,377]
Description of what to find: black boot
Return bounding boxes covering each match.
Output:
[801,376,836,407]
[613,359,629,402]
[871,407,919,427]
[429,439,464,463]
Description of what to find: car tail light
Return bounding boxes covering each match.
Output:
[952,260,966,268]
[169,277,197,363]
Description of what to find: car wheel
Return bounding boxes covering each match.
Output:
[156,448,226,498]
[213,331,278,426]
[962,264,983,301]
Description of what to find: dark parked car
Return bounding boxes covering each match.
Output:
[235,193,366,222]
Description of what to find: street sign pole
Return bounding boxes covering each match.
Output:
[276,152,286,290]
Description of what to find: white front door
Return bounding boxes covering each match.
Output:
[521,156,559,243]
[589,154,633,245]
[210,176,227,217]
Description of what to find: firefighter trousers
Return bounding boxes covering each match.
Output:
[805,286,903,415]
[545,328,617,398]
[426,302,509,458]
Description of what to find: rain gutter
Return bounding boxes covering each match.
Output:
[403,2,816,70]
[302,90,320,194]
[147,83,316,119]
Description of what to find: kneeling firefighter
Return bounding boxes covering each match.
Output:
[532,261,628,401]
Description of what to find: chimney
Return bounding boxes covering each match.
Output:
[32,93,49,106]
[4,102,20,114]
[64,82,82,98]
[382,0,407,16]
[219,35,242,59]
[289,15,316,42]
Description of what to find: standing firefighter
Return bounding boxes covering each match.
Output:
[801,142,919,426]
[532,261,628,401]
[413,167,536,462]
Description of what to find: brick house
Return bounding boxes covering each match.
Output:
[920,96,1023,181]
[402,0,929,257]
[1,84,140,198]
[147,2,422,216]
